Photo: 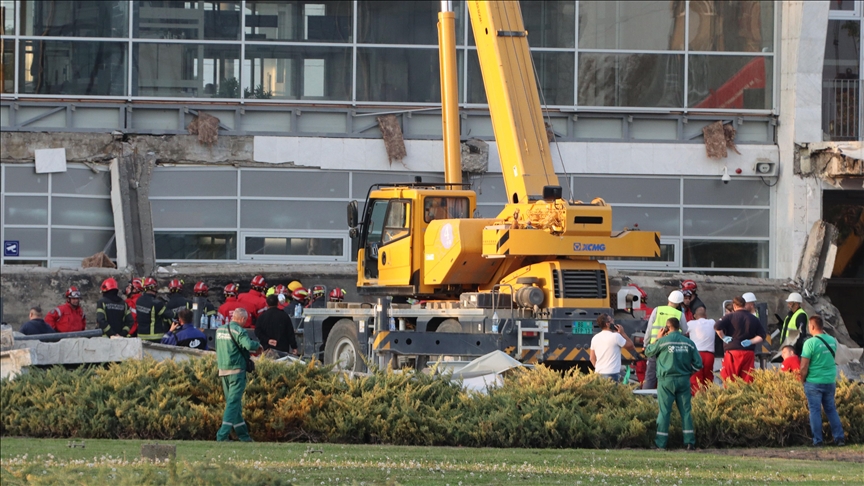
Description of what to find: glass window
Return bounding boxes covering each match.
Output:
[1,40,12,94]
[240,170,348,198]
[150,169,237,198]
[3,227,48,257]
[523,1,575,48]
[21,1,128,38]
[688,1,773,52]
[688,55,773,109]
[4,167,49,193]
[612,206,680,236]
[823,19,861,141]
[472,175,508,204]
[683,208,769,238]
[475,204,504,218]
[51,228,115,258]
[243,45,351,100]
[133,43,241,98]
[683,179,769,206]
[579,1,679,51]
[365,199,389,244]
[357,48,448,103]
[155,231,237,260]
[424,197,469,223]
[245,236,343,257]
[682,240,768,269]
[133,1,240,40]
[151,199,237,229]
[245,1,352,42]
[830,1,856,11]
[51,197,113,227]
[51,168,111,195]
[351,172,445,199]
[383,201,410,243]
[572,177,679,205]
[578,53,684,108]
[603,242,675,262]
[240,200,346,230]
[1,0,13,34]
[4,196,48,225]
[20,40,127,96]
[359,1,463,45]
[467,50,573,105]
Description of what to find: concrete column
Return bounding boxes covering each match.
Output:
[774,1,830,279]
[117,145,157,276]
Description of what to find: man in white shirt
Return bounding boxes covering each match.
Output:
[590,314,636,383]
[686,306,716,394]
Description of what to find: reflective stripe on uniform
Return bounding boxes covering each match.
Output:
[649,306,683,344]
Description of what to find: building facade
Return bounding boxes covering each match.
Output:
[0,1,861,283]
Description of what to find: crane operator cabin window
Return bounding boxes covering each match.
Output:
[424,197,469,223]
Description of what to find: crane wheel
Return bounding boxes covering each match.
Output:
[324,319,363,372]
[436,319,462,333]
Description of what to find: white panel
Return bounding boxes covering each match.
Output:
[35,148,67,174]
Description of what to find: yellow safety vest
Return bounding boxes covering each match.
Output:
[648,305,683,345]
[781,308,807,343]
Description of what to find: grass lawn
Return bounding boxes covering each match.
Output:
[1,438,861,485]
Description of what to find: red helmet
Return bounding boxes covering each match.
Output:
[143,277,158,291]
[168,279,183,293]
[273,284,287,295]
[329,288,345,302]
[65,286,81,300]
[681,279,697,293]
[101,277,118,293]
[310,285,325,298]
[128,277,144,295]
[193,281,209,295]
[292,288,309,301]
[251,275,267,290]
[224,283,239,296]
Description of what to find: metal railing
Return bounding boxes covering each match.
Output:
[823,78,862,141]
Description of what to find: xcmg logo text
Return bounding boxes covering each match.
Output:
[573,243,606,252]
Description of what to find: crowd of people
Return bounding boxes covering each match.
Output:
[18,275,346,356]
[589,279,845,450]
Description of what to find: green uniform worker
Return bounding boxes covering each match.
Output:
[644,316,703,450]
[216,307,260,442]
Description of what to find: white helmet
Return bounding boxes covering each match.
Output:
[786,292,803,303]
[742,292,757,303]
[668,290,685,304]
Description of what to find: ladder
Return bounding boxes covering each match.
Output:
[516,320,548,357]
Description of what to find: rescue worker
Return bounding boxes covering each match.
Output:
[216,308,260,442]
[96,277,133,337]
[266,284,289,310]
[306,285,326,309]
[217,283,243,325]
[680,279,705,323]
[236,275,268,327]
[742,292,759,317]
[641,290,684,390]
[781,292,808,355]
[255,294,298,354]
[287,280,304,293]
[45,286,87,333]
[714,296,766,383]
[644,317,702,450]
[192,281,218,327]
[125,278,143,337]
[165,279,192,322]
[285,287,308,318]
[329,287,346,303]
[136,277,169,341]
[161,308,208,350]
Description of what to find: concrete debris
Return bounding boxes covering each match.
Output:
[81,251,116,269]
[376,114,407,163]
[545,122,555,143]
[0,325,13,351]
[797,141,864,186]
[723,123,741,155]
[142,341,211,362]
[795,220,838,297]
[461,138,489,173]
[0,348,32,380]
[702,121,740,159]
[186,111,220,146]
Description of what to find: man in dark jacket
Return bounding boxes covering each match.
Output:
[20,306,56,336]
[714,296,766,383]
[136,277,169,341]
[256,295,298,354]
[192,281,218,328]
[96,278,133,337]
[165,279,192,322]
[161,309,208,350]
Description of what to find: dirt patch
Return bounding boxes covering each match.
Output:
[699,447,863,463]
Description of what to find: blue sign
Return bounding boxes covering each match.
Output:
[4,240,20,257]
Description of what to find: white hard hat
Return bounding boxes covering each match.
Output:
[742,292,757,303]
[668,290,685,304]
[786,292,803,303]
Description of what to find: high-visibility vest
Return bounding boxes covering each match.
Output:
[648,305,683,345]
[781,308,807,343]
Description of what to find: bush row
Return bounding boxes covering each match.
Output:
[1,357,861,448]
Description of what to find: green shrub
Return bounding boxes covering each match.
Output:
[2,358,861,448]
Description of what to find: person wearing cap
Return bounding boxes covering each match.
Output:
[714,296,766,383]
[96,277,133,337]
[742,292,759,317]
[641,290,684,390]
[781,292,808,355]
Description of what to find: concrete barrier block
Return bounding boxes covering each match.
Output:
[0,348,34,380]
[13,337,143,365]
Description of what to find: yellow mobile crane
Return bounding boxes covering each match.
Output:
[299,1,660,371]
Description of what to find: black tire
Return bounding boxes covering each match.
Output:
[324,319,363,372]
